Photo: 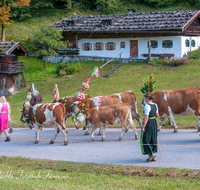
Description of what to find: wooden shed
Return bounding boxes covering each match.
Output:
[0,42,29,93]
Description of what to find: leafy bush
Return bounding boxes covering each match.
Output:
[188,48,200,59]
[56,62,81,75]
[148,58,188,67]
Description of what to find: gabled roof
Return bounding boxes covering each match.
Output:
[54,10,200,33]
[0,42,29,56]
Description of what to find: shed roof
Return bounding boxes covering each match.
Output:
[54,10,200,33]
[0,42,29,56]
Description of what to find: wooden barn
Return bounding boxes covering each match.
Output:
[0,42,29,93]
[54,10,200,59]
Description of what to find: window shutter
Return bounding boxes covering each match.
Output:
[147,41,149,48]
[170,40,173,48]
[105,43,108,50]
[194,40,196,47]
[162,41,165,48]
[185,40,187,47]
[82,43,85,50]
[113,43,116,50]
[90,43,92,51]
[155,41,158,48]
[94,43,96,50]
[101,43,104,50]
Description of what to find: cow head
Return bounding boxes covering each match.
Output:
[72,100,90,123]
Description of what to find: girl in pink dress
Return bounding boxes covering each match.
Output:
[0,96,10,142]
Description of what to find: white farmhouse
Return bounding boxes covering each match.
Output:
[54,10,200,59]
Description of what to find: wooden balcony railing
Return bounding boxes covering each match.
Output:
[0,61,24,74]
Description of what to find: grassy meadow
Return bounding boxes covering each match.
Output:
[0,156,200,189]
[9,56,200,130]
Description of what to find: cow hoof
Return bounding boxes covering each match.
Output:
[65,130,68,133]
[98,132,102,136]
[50,140,54,144]
[157,129,160,132]
[35,140,39,144]
[118,138,122,141]
[125,128,129,133]
[83,126,86,130]
[91,138,95,141]
[101,138,105,141]
[84,132,89,135]
[135,135,138,140]
[9,128,13,133]
[64,141,68,146]
[76,126,79,130]
[174,129,178,133]
[198,128,200,132]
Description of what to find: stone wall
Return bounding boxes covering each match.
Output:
[42,55,146,64]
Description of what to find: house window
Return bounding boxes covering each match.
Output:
[102,20,111,26]
[147,41,158,48]
[96,43,102,50]
[121,42,125,48]
[191,40,196,47]
[185,39,190,47]
[82,43,92,51]
[108,42,113,50]
[162,40,173,48]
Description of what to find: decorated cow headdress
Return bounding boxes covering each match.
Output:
[75,66,101,101]
[53,84,59,100]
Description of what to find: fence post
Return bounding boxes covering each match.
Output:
[101,68,103,76]
[18,74,20,92]
[111,61,113,69]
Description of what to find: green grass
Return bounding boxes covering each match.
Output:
[0,156,200,189]
[9,56,200,130]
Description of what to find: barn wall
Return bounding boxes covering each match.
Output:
[78,36,184,59]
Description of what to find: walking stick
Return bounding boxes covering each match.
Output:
[157,138,163,157]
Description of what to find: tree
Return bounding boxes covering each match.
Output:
[30,27,68,69]
[0,0,31,42]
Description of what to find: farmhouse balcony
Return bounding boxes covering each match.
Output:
[0,61,24,74]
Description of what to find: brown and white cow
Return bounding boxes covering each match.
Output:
[79,91,142,134]
[149,87,200,132]
[21,103,68,145]
[75,103,138,141]
[54,94,91,129]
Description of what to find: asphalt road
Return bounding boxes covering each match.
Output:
[0,128,200,170]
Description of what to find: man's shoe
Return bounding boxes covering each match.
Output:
[146,154,156,162]
[5,137,11,142]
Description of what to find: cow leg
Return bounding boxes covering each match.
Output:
[50,128,60,144]
[34,124,40,144]
[98,125,103,136]
[72,116,79,130]
[197,116,200,132]
[91,125,99,141]
[157,117,166,132]
[58,120,68,145]
[118,122,126,141]
[130,111,143,130]
[101,125,106,141]
[167,107,178,132]
[84,122,92,135]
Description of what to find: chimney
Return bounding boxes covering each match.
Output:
[128,9,136,15]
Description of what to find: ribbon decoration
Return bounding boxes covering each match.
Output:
[53,84,59,100]
[75,66,101,101]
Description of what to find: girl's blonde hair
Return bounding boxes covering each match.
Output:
[0,96,7,103]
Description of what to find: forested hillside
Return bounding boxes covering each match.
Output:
[1,0,200,47]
